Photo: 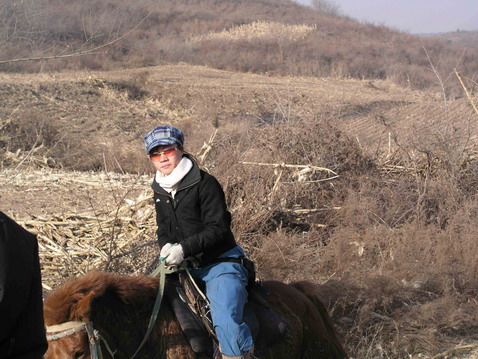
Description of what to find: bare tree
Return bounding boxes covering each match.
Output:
[310,0,341,17]
[0,0,42,48]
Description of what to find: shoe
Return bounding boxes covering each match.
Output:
[222,345,255,359]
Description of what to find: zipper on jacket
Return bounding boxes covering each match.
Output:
[177,179,200,193]
[154,178,200,243]
[173,179,200,209]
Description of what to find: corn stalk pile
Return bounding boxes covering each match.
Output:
[15,190,158,290]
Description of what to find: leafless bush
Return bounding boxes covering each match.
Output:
[310,0,341,17]
[195,119,374,255]
[1,114,62,152]
[189,98,478,357]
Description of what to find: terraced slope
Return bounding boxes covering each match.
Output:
[1,65,475,170]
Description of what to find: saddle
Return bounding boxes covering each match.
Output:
[165,270,288,357]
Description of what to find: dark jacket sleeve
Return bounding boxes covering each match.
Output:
[181,174,233,258]
[154,193,171,249]
[0,212,48,359]
[156,223,171,249]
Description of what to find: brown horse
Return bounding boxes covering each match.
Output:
[43,271,347,359]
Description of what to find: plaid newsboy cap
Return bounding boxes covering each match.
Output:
[144,125,184,153]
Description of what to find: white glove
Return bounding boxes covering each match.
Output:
[159,243,173,261]
[165,244,184,265]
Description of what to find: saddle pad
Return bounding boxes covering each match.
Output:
[165,277,213,355]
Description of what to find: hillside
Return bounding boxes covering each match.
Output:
[2,65,478,358]
[431,30,478,47]
[2,64,475,174]
[1,0,478,94]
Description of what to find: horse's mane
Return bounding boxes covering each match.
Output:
[43,271,159,326]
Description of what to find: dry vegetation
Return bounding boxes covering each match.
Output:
[189,21,317,43]
[432,30,478,48]
[2,0,478,357]
[1,0,478,95]
[1,64,478,358]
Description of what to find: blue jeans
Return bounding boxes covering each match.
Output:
[189,246,253,356]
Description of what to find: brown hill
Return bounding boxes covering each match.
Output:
[431,30,478,47]
[1,0,478,94]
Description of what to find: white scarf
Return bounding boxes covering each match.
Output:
[155,157,193,197]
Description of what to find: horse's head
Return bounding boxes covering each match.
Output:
[44,291,95,359]
[43,271,163,358]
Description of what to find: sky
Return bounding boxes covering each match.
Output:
[296,0,478,34]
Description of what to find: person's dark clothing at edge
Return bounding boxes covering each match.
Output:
[0,212,48,359]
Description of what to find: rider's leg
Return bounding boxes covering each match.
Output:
[193,261,253,357]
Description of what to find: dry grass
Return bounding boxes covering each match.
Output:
[18,189,158,291]
[190,21,317,43]
[2,65,478,358]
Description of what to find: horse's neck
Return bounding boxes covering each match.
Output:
[89,292,176,357]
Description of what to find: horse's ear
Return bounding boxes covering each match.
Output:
[73,291,95,321]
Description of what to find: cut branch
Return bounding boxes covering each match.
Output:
[455,69,478,117]
[240,161,339,176]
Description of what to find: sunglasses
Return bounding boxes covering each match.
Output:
[149,147,178,161]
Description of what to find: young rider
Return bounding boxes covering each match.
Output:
[144,125,254,359]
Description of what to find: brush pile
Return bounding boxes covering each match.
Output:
[7,173,159,290]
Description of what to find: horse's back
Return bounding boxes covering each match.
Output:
[259,280,348,358]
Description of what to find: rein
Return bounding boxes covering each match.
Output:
[130,260,177,358]
[45,260,177,359]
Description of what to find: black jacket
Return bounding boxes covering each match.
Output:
[152,158,237,267]
[0,212,47,359]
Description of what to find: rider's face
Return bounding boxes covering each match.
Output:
[149,145,183,175]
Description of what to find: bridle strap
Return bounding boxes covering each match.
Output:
[85,322,103,359]
[46,321,87,341]
[46,321,116,358]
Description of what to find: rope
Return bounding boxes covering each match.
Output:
[130,260,177,358]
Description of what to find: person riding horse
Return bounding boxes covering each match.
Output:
[144,125,254,359]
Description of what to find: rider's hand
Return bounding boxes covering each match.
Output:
[159,243,173,261]
[165,244,184,265]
